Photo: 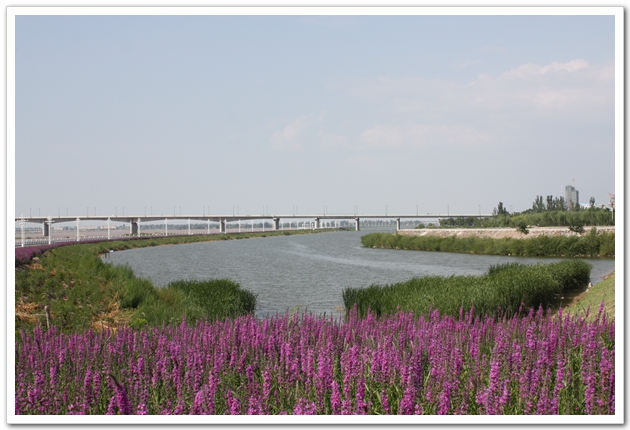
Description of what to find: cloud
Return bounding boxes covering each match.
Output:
[270,110,330,150]
[498,59,589,79]
[339,59,613,123]
[466,59,613,117]
[270,114,316,150]
[330,58,613,154]
[358,124,493,148]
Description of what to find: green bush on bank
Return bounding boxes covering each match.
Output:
[343,260,592,319]
[361,229,614,257]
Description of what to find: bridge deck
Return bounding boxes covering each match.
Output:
[16,213,493,224]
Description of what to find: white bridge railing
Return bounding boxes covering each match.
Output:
[14,220,348,247]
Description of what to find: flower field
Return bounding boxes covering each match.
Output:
[15,305,614,415]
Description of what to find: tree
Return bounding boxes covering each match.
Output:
[547,196,567,212]
[589,197,595,209]
[546,195,554,211]
[532,195,545,213]
[515,220,529,235]
[493,202,509,216]
[568,223,585,234]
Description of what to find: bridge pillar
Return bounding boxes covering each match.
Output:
[131,220,138,236]
[46,216,53,245]
[355,217,360,231]
[396,218,401,231]
[43,221,50,237]
[220,219,226,233]
[314,218,320,229]
[19,216,25,247]
[273,218,280,231]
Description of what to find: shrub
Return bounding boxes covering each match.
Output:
[516,220,529,235]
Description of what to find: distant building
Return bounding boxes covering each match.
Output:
[564,185,580,209]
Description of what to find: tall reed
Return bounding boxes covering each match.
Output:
[342,260,591,319]
[362,230,614,258]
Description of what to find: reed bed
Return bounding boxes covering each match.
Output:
[168,279,257,321]
[342,261,591,319]
[361,230,615,257]
[15,305,614,415]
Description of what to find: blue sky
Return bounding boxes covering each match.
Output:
[14,12,617,218]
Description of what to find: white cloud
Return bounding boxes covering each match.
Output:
[466,59,613,117]
[270,114,315,150]
[270,110,331,150]
[341,59,613,125]
[500,59,589,79]
[333,59,613,153]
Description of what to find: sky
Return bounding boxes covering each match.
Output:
[13,11,617,220]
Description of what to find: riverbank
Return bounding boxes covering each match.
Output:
[16,228,340,266]
[15,229,338,333]
[399,226,615,239]
[564,272,615,321]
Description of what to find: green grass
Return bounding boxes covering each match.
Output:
[15,229,327,333]
[362,228,615,257]
[167,279,257,321]
[342,260,592,319]
[564,273,615,321]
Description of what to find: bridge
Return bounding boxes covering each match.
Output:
[14,212,493,246]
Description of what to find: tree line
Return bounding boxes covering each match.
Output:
[435,194,614,228]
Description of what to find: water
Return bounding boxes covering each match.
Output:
[106,228,615,318]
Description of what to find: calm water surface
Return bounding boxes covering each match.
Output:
[106,228,615,318]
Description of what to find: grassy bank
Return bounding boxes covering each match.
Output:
[16,228,335,266]
[565,273,615,321]
[362,229,614,257]
[342,260,592,319]
[15,230,328,333]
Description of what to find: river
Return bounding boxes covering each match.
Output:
[106,227,615,318]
